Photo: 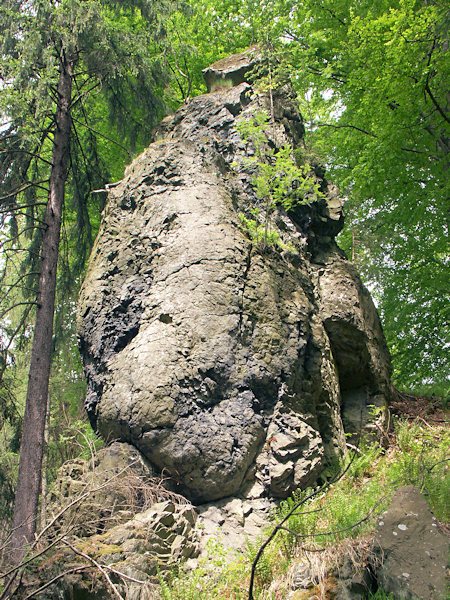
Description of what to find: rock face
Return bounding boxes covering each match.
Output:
[77,49,395,505]
[373,486,448,600]
[202,45,262,92]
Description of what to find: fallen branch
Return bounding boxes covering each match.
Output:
[103,565,157,587]
[24,566,92,599]
[0,534,67,579]
[63,539,125,600]
[0,457,140,592]
[248,449,358,600]
[34,458,139,546]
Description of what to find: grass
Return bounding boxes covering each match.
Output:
[158,417,449,600]
[366,590,400,599]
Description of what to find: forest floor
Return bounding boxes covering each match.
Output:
[391,389,447,424]
[161,396,449,600]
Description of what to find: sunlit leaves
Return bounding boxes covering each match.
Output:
[182,0,448,390]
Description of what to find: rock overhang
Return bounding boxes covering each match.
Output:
[202,45,262,93]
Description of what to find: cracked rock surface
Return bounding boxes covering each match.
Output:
[77,51,395,504]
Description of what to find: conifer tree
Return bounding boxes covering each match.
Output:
[0,0,174,560]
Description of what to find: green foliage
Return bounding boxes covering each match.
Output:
[0,449,18,520]
[0,360,22,519]
[294,0,449,391]
[152,419,448,599]
[277,419,449,554]
[277,475,388,553]
[382,420,450,520]
[161,538,248,599]
[346,440,384,480]
[245,539,274,588]
[184,0,448,395]
[157,566,174,600]
[239,212,281,248]
[0,0,172,289]
[160,0,259,105]
[236,109,322,248]
[366,590,399,600]
[237,110,322,207]
[408,384,449,409]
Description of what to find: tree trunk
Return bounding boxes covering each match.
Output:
[10,56,73,563]
[40,391,51,530]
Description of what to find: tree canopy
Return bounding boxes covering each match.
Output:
[292,0,449,391]
[169,0,449,393]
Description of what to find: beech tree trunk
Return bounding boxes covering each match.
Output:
[10,56,73,562]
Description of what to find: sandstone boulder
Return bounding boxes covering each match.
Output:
[77,51,395,504]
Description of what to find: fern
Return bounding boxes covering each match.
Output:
[157,566,173,600]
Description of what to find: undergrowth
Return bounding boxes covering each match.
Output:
[366,590,398,599]
[158,418,449,600]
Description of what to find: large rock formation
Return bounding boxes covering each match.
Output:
[77,49,395,505]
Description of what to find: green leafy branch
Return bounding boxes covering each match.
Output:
[236,109,323,249]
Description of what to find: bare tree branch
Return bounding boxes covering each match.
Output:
[71,116,132,158]
[0,150,52,167]
[316,122,377,138]
[248,449,359,600]
[278,497,386,541]
[62,540,125,600]
[0,183,50,204]
[0,302,37,319]
[424,82,450,124]
[23,567,92,599]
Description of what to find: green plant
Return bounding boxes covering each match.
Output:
[236,109,323,249]
[347,440,383,480]
[383,419,450,520]
[245,539,274,588]
[149,418,448,600]
[238,213,281,248]
[276,487,320,552]
[161,537,248,600]
[366,589,399,599]
[273,418,449,556]
[157,565,174,600]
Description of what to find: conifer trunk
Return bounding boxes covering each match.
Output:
[10,57,73,562]
[40,392,51,529]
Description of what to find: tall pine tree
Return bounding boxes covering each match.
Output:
[0,0,175,560]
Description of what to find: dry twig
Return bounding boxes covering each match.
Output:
[62,539,125,600]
